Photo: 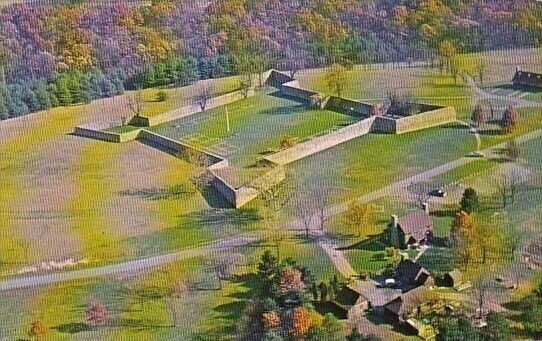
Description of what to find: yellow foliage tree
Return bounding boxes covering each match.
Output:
[345,200,371,237]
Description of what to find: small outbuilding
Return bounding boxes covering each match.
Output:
[383,286,436,321]
[406,318,437,340]
[440,269,472,291]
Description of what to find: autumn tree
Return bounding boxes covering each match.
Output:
[345,200,372,237]
[460,187,479,214]
[493,171,522,209]
[471,103,487,127]
[473,220,501,264]
[450,210,476,266]
[500,106,519,134]
[86,301,108,325]
[278,267,306,295]
[325,64,347,98]
[505,139,521,161]
[289,306,312,340]
[439,40,456,74]
[262,311,280,330]
[28,319,47,340]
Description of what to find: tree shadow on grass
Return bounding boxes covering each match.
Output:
[52,322,93,334]
[210,273,260,336]
[119,184,195,201]
[179,207,261,229]
[314,301,347,319]
[258,104,307,116]
[337,233,388,252]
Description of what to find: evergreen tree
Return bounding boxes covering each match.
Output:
[460,188,479,214]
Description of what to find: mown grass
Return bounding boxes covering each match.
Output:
[67,141,129,263]
[150,91,357,167]
[0,106,82,272]
[138,76,243,118]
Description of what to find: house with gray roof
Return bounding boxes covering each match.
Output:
[389,203,433,249]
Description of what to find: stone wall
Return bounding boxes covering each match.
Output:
[373,106,457,134]
[325,96,375,117]
[138,130,225,164]
[73,123,142,143]
[281,82,321,101]
[263,116,377,165]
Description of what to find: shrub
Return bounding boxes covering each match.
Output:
[156,90,169,102]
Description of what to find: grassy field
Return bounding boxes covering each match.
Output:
[150,90,358,168]
[0,48,540,340]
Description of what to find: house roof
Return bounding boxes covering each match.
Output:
[395,260,430,284]
[334,283,368,309]
[398,210,432,241]
[512,70,542,88]
[383,286,435,317]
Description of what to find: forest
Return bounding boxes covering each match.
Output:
[0,0,540,119]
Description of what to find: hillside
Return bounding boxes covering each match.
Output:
[0,0,541,121]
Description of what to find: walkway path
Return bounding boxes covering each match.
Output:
[0,233,259,291]
[465,74,542,109]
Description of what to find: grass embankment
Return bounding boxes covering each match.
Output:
[0,107,81,272]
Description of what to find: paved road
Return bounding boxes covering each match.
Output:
[0,233,259,291]
[466,74,542,109]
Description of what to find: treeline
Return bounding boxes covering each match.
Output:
[0,54,243,119]
[0,70,125,119]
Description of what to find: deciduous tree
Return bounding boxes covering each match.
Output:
[346,200,372,237]
[325,64,347,98]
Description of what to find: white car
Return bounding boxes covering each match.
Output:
[467,151,485,158]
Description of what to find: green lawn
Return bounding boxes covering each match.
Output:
[104,125,141,133]
[0,105,82,272]
[150,90,358,168]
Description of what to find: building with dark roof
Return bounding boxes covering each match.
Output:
[395,259,433,288]
[333,282,371,320]
[512,69,542,89]
[383,286,436,320]
[389,203,433,248]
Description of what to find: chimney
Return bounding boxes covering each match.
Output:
[391,215,398,229]
[422,203,429,215]
[516,66,520,73]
